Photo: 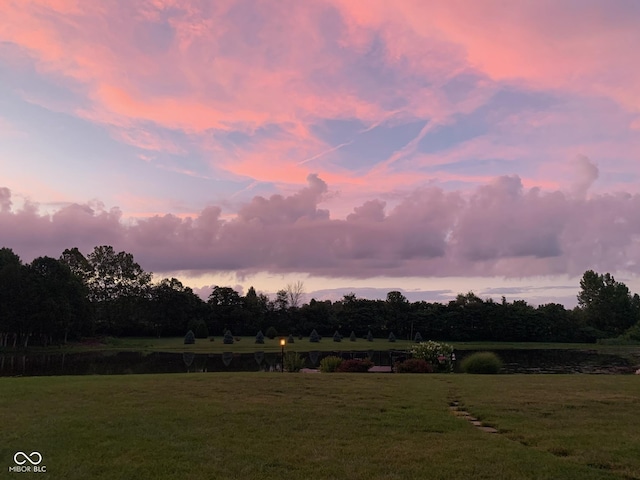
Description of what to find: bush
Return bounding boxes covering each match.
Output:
[461,351,503,374]
[333,330,341,342]
[255,330,265,344]
[309,329,320,343]
[337,358,374,373]
[265,326,278,339]
[388,332,396,342]
[184,330,195,345]
[395,358,432,373]
[319,355,342,372]
[366,331,374,342]
[411,340,454,372]
[223,330,234,345]
[194,321,208,339]
[287,334,295,344]
[283,352,305,373]
[414,331,423,342]
[349,331,356,341]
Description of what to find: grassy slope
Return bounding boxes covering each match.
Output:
[1,374,638,479]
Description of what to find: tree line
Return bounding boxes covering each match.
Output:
[1,245,639,347]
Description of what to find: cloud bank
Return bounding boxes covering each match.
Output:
[2,171,640,279]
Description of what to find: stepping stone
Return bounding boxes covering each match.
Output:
[478,426,498,433]
[471,420,483,427]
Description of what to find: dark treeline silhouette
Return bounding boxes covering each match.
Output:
[1,246,639,347]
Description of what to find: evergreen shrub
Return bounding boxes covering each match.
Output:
[223,330,234,344]
[265,326,278,339]
[184,330,195,345]
[255,330,265,344]
[309,329,320,343]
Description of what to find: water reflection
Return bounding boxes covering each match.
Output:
[0,349,637,377]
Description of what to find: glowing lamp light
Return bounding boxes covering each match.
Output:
[279,338,286,373]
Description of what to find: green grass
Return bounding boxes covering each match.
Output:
[1,373,638,479]
[17,337,640,356]
[20,336,420,354]
[448,375,640,479]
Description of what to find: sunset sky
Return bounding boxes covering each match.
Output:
[2,0,640,306]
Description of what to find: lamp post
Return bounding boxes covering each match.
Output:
[280,338,286,373]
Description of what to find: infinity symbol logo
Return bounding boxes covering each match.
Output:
[13,451,42,465]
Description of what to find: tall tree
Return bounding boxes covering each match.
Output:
[577,270,638,336]
[85,246,152,334]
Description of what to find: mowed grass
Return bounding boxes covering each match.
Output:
[448,374,640,479]
[2,374,639,479]
[51,335,420,354]
[29,336,640,356]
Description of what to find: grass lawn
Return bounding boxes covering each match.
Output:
[1,373,638,479]
[20,336,640,356]
[28,336,421,354]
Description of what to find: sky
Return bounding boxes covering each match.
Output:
[1,0,640,307]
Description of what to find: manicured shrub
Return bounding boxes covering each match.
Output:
[395,358,433,373]
[333,330,341,342]
[366,331,374,342]
[265,326,278,339]
[309,329,320,343]
[337,358,374,373]
[349,331,356,341]
[194,321,209,339]
[284,352,305,373]
[184,330,195,345]
[298,334,303,340]
[287,334,295,344]
[414,331,423,342]
[319,355,342,372]
[223,330,234,345]
[411,340,454,373]
[461,351,503,374]
[255,330,265,344]
[388,332,396,342]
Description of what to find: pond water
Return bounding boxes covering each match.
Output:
[1,348,638,377]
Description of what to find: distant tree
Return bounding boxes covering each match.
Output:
[223,330,234,344]
[84,246,152,335]
[265,326,278,339]
[414,331,423,342]
[286,281,305,308]
[184,330,195,344]
[255,330,265,344]
[194,321,209,339]
[578,270,639,336]
[287,334,295,344]
[349,331,356,342]
[366,330,374,342]
[333,330,341,342]
[388,332,396,342]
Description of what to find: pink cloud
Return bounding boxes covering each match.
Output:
[2,174,640,281]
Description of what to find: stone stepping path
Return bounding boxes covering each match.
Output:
[449,401,498,434]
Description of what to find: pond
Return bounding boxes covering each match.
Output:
[1,348,638,376]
